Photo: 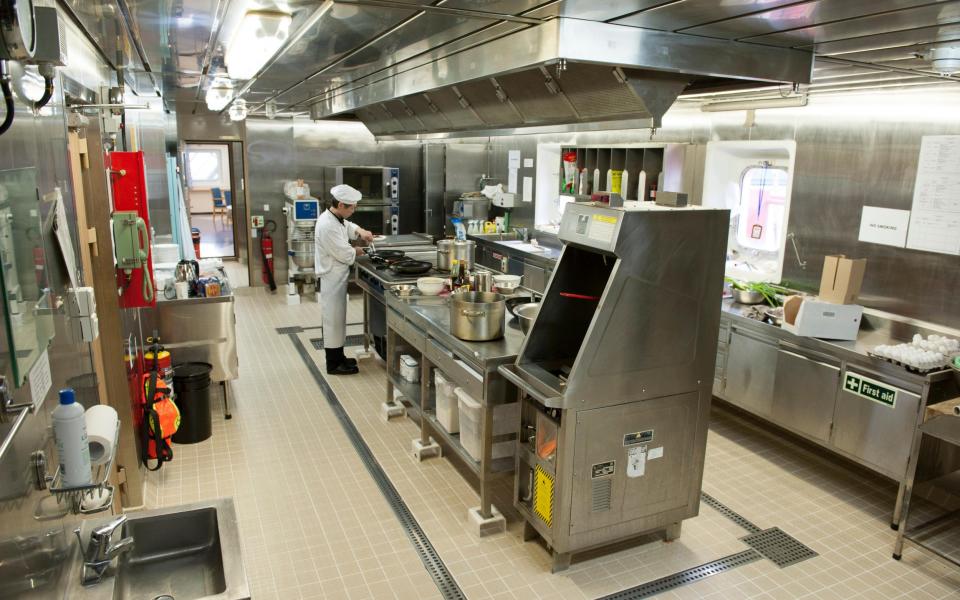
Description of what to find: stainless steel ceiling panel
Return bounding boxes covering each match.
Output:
[243,5,417,97]
[810,21,960,55]
[334,12,500,76]
[743,2,960,48]
[612,0,802,32]
[441,0,555,15]
[524,0,670,21]
[682,0,954,42]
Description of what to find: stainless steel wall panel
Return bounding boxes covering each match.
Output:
[0,8,118,597]
[247,119,297,284]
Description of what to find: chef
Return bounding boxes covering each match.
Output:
[315,184,375,375]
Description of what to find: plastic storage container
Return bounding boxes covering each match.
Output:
[434,371,459,433]
[455,387,520,462]
[400,354,420,383]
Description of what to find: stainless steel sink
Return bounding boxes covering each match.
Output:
[66,498,248,600]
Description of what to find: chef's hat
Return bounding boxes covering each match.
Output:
[330,184,362,205]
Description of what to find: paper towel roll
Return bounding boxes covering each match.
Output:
[85,405,118,466]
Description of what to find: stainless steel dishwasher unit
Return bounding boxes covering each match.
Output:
[499,202,729,571]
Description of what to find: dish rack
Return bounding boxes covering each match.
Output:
[41,421,120,514]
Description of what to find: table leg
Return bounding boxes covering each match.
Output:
[893,424,924,559]
[221,381,232,420]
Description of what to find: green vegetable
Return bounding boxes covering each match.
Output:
[725,278,783,307]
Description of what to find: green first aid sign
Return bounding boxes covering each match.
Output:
[844,371,898,407]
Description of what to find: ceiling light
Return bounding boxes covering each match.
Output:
[700,95,808,112]
[206,76,234,111]
[926,46,960,76]
[228,98,248,121]
[225,10,292,81]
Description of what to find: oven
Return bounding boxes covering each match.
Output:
[323,166,400,235]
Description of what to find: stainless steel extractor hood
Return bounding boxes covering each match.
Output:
[309,18,813,137]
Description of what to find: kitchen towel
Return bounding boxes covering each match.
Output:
[85,405,119,466]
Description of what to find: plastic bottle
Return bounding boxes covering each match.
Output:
[53,388,93,487]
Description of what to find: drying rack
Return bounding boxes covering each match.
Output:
[40,421,120,515]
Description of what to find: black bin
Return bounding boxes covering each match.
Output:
[172,362,213,444]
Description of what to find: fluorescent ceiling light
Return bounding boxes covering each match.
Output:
[206,76,234,111]
[225,10,292,81]
[701,96,808,112]
[229,99,248,121]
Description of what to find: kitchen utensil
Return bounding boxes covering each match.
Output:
[416,277,444,296]
[437,239,475,271]
[731,288,765,305]
[472,271,492,292]
[368,249,405,265]
[450,291,505,341]
[289,238,314,268]
[763,306,784,326]
[506,296,537,317]
[560,292,600,301]
[515,302,540,334]
[175,259,199,284]
[390,259,433,275]
[483,221,497,233]
[492,274,521,292]
[392,284,417,297]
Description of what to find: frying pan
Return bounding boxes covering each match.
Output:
[506,296,538,317]
[368,249,406,265]
[390,259,433,275]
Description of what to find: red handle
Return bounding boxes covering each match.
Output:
[560,292,600,301]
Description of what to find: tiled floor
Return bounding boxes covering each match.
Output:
[144,289,960,599]
[192,212,236,258]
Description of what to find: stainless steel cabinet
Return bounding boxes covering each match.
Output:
[723,329,777,417]
[832,369,921,479]
[771,346,840,443]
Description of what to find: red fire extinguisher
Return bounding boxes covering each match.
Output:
[260,220,277,291]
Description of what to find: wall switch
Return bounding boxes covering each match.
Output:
[263,204,270,211]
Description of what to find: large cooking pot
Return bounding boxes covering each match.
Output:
[450,291,505,341]
[437,239,475,272]
[289,238,315,268]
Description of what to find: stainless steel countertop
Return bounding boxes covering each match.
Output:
[156,293,235,306]
[719,299,957,388]
[386,292,526,370]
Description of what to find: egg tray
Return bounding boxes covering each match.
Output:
[866,351,949,375]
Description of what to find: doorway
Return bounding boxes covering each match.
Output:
[183,142,239,259]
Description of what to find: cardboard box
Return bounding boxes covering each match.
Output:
[782,298,863,341]
[819,255,867,304]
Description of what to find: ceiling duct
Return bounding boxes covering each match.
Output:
[309,19,813,137]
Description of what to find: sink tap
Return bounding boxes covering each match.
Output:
[74,515,134,586]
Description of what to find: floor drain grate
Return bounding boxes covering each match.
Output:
[276,326,303,334]
[311,334,366,350]
[700,492,761,533]
[598,550,763,599]
[741,527,818,568]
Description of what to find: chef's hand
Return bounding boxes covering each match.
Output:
[359,229,375,243]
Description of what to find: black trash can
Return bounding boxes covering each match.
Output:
[172,362,213,444]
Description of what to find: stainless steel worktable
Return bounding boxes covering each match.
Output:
[383,290,524,529]
[150,294,238,418]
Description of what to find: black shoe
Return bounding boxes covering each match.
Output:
[327,362,359,375]
[327,347,356,368]
[343,357,358,368]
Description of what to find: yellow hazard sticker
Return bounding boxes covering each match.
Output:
[533,465,554,527]
[592,214,618,224]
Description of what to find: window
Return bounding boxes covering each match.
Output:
[185,149,222,186]
[736,163,788,252]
